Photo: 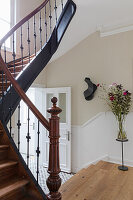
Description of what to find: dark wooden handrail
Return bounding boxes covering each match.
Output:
[0,0,49,46]
[0,55,50,131]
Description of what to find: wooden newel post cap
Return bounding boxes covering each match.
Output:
[47,97,62,116]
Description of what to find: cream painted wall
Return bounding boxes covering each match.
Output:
[16,0,44,22]
[32,68,47,87]
[46,31,133,125]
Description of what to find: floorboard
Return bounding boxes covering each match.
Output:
[60,161,133,200]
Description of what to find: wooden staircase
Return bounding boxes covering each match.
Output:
[0,122,44,200]
[60,161,133,200]
[0,55,35,97]
[0,0,76,199]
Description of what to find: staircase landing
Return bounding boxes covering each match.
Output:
[60,161,133,200]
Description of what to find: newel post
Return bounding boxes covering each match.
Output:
[46,97,62,200]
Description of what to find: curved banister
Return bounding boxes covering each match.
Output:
[0,55,50,131]
[0,0,49,46]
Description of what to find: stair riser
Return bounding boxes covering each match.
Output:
[8,58,33,67]
[0,165,18,183]
[0,73,19,79]
[0,150,8,161]
[0,67,23,75]
[0,187,27,200]
[0,86,9,91]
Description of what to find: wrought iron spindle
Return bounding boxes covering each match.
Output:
[9,105,12,138]
[45,6,48,42]
[17,104,21,151]
[26,107,31,167]
[49,0,52,34]
[54,0,57,24]
[27,21,31,63]
[0,46,2,98]
[4,44,7,93]
[1,71,4,98]
[34,15,37,56]
[20,26,24,70]
[1,52,4,98]
[39,11,42,49]
[12,33,16,78]
[36,120,40,184]
[61,0,64,10]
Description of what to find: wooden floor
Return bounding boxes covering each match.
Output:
[60,161,133,200]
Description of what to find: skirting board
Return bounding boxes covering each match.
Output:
[75,155,133,173]
[107,156,133,167]
[74,155,108,172]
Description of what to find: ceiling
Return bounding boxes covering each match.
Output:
[52,0,133,61]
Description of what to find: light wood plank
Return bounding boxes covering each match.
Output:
[61,161,133,200]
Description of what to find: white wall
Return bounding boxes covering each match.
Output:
[71,111,133,173]
[71,113,109,172]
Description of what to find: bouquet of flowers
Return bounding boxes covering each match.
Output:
[98,83,132,140]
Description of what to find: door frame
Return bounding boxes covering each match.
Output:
[43,87,71,172]
[15,86,72,172]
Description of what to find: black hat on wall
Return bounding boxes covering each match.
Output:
[84,77,97,101]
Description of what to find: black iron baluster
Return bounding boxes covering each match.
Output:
[45,6,48,42]
[9,37,13,137]
[54,0,57,24]
[20,26,24,70]
[34,15,37,56]
[0,45,4,117]
[12,33,16,78]
[36,120,40,184]
[9,104,12,138]
[39,11,42,50]
[49,0,52,34]
[17,103,21,151]
[1,51,4,98]
[27,21,31,63]
[0,46,3,97]
[4,43,7,93]
[26,107,31,167]
[61,0,64,10]
[1,71,4,98]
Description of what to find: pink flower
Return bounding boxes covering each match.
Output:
[123,92,127,96]
[97,84,100,87]
[109,83,117,88]
[110,96,115,101]
[112,83,117,86]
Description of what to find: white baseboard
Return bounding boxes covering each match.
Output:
[107,156,133,167]
[75,155,133,173]
[83,155,109,169]
[74,155,108,172]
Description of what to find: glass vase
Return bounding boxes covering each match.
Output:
[117,119,127,140]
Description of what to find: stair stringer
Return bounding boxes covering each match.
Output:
[0,0,76,124]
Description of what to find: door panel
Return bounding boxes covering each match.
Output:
[43,87,71,172]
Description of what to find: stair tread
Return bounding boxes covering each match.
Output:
[0,179,29,198]
[7,54,35,66]
[22,196,38,200]
[0,145,9,149]
[0,160,18,169]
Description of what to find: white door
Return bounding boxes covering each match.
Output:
[20,88,36,156]
[43,87,71,173]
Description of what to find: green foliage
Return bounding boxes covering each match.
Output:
[99,83,132,120]
[98,83,132,139]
